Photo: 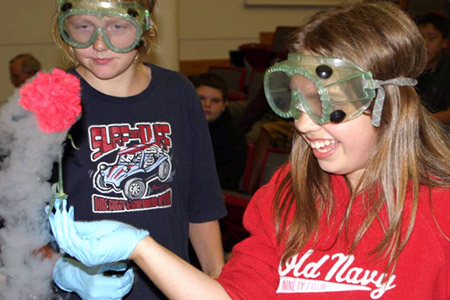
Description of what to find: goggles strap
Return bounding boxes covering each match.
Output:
[364,77,417,127]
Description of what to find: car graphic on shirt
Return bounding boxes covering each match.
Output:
[94,139,172,200]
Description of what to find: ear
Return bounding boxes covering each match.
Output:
[444,38,449,53]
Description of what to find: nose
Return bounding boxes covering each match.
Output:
[295,112,321,134]
[202,99,211,107]
[92,33,108,52]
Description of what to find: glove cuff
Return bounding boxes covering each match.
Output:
[53,257,75,293]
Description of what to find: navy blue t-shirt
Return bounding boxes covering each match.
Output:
[62,63,226,299]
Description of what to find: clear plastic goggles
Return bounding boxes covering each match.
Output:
[264,53,377,125]
[58,0,152,53]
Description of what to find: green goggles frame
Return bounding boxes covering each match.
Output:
[58,0,152,53]
[264,53,376,125]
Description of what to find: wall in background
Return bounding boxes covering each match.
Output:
[0,2,66,103]
[0,0,325,102]
[179,0,322,60]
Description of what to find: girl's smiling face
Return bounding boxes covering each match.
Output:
[295,110,377,188]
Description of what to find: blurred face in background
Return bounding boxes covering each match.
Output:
[9,59,30,87]
[419,23,448,70]
[197,85,227,122]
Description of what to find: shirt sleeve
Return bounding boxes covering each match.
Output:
[218,171,285,299]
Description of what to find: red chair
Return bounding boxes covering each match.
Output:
[239,143,255,194]
[238,43,271,69]
[219,145,289,252]
[258,147,290,187]
[221,190,252,250]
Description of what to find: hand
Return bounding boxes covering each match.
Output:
[53,257,134,300]
[48,199,149,266]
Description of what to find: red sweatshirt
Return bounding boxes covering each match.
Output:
[218,168,450,299]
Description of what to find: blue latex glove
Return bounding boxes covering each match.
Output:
[53,256,134,300]
[48,199,149,267]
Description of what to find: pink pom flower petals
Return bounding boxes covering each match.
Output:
[19,68,81,134]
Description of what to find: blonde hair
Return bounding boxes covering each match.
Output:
[275,1,450,272]
[52,0,157,65]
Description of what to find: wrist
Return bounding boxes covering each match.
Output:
[129,235,152,262]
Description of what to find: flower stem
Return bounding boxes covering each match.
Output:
[45,151,67,219]
[57,151,67,198]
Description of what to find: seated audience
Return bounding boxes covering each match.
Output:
[416,12,450,125]
[239,86,284,144]
[239,50,290,145]
[247,120,294,194]
[9,53,41,88]
[189,73,247,191]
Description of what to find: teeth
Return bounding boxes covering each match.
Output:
[310,140,335,151]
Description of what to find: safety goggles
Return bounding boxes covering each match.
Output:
[264,53,417,127]
[57,0,152,53]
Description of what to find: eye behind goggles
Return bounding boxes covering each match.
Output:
[58,0,151,53]
[264,54,377,125]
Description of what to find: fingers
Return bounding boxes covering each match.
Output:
[74,220,118,238]
[91,268,135,299]
[113,268,135,297]
[68,204,74,220]
[49,199,110,266]
[54,199,73,253]
[44,204,50,215]
[49,199,69,251]
[101,261,128,273]
[60,201,94,265]
[49,199,89,264]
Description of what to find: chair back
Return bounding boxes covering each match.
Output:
[238,43,271,69]
[247,68,266,101]
[221,190,252,248]
[239,143,255,194]
[259,147,290,187]
[208,66,246,100]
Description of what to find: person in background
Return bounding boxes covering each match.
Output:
[49,0,226,299]
[239,50,290,146]
[246,119,294,194]
[49,2,450,299]
[9,53,41,87]
[416,12,450,125]
[189,73,247,191]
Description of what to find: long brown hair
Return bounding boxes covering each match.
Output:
[275,1,450,272]
[52,0,158,65]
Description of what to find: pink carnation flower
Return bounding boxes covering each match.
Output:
[19,68,81,134]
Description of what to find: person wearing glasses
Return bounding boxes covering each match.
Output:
[49,1,226,299]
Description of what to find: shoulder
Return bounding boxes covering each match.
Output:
[416,185,450,245]
[147,64,199,108]
[147,63,193,90]
[418,185,450,211]
[245,165,291,221]
[211,110,240,133]
[440,54,450,66]
[436,54,450,73]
